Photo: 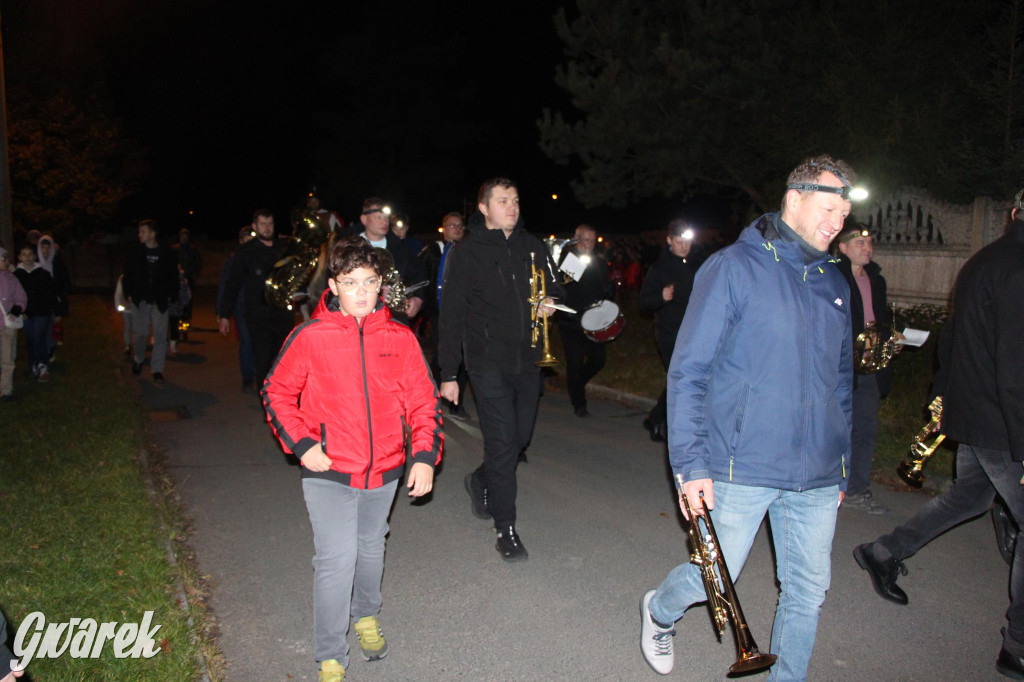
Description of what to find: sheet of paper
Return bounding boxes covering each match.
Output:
[899,327,930,347]
[559,252,585,282]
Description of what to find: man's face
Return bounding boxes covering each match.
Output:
[783,172,852,252]
[667,233,692,258]
[253,215,275,241]
[361,205,390,240]
[138,224,156,245]
[442,216,465,243]
[575,228,597,254]
[839,234,873,269]
[479,186,520,233]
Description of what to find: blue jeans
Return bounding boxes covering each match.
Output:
[877,444,1024,646]
[649,481,840,682]
[302,478,399,668]
[23,316,50,370]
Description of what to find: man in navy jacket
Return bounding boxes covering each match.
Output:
[640,155,856,681]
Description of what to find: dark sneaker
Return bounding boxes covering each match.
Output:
[853,543,909,605]
[448,406,470,422]
[997,648,1024,680]
[131,362,143,375]
[843,490,889,515]
[353,615,388,661]
[153,372,165,383]
[574,406,590,418]
[640,589,675,674]
[464,473,490,519]
[496,526,528,561]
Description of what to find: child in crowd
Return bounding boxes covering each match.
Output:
[14,246,57,382]
[0,248,28,401]
[262,237,443,682]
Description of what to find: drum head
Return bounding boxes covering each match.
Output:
[581,300,619,331]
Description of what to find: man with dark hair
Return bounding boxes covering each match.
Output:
[854,189,1024,680]
[438,177,563,561]
[218,209,296,389]
[640,218,699,441]
[123,219,179,382]
[357,198,426,320]
[640,155,857,680]
[557,224,612,417]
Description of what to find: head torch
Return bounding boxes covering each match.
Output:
[787,161,868,201]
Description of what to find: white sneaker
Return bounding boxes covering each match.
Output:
[640,589,675,674]
[169,340,178,355]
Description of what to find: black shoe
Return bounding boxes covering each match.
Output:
[517,449,528,464]
[998,648,1024,680]
[131,362,143,376]
[241,380,256,394]
[994,504,1019,566]
[574,406,590,418]
[464,473,490,520]
[448,406,469,422]
[152,372,164,383]
[496,526,528,561]
[853,543,909,605]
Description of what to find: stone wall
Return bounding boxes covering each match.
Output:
[851,189,1011,307]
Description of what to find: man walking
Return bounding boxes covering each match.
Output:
[640,155,857,681]
[853,189,1024,680]
[556,224,612,417]
[218,209,296,389]
[123,219,179,383]
[438,177,562,561]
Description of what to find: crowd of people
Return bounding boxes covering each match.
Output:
[3,160,1022,682]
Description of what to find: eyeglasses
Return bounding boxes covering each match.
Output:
[336,277,381,294]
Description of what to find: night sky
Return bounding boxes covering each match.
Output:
[7,1,623,239]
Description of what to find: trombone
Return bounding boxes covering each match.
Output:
[676,474,777,675]
[896,396,946,488]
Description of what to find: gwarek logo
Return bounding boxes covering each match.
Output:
[10,611,162,671]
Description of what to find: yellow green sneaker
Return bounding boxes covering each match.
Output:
[318,658,345,682]
[353,615,389,661]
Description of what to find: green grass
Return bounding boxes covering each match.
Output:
[551,294,954,487]
[0,295,208,681]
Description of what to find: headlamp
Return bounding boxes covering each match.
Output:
[362,205,392,216]
[787,183,869,201]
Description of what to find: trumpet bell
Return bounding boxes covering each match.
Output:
[729,647,778,675]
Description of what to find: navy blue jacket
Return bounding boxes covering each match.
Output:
[667,214,853,491]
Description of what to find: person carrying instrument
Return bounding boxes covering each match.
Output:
[438,177,562,562]
[854,188,1024,681]
[832,223,902,514]
[640,155,858,681]
[639,218,700,442]
[557,224,613,418]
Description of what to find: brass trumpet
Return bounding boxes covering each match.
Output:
[896,396,946,488]
[676,475,777,675]
[529,252,559,367]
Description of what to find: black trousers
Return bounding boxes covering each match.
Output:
[469,369,542,528]
[249,312,296,388]
[558,321,606,409]
[650,331,676,431]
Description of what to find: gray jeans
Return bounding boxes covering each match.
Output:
[302,477,398,667]
[131,301,169,373]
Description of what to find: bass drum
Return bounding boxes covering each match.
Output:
[580,300,625,343]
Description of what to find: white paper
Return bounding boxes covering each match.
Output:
[559,252,586,282]
[899,327,930,347]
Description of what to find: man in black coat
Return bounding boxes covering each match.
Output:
[438,177,563,562]
[123,219,179,382]
[854,189,1024,680]
[217,209,296,389]
[556,224,613,417]
[356,197,426,321]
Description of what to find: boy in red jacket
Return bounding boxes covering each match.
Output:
[263,237,443,682]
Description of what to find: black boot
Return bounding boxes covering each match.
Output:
[496,526,528,562]
[997,629,1024,680]
[994,503,1019,567]
[853,542,909,605]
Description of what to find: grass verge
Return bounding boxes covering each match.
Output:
[0,295,212,681]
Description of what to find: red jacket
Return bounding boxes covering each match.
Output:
[263,291,443,488]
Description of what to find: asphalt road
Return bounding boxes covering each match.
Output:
[138,298,1012,681]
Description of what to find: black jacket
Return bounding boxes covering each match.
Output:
[122,242,179,313]
[640,248,698,361]
[14,265,58,318]
[217,237,292,323]
[833,256,895,396]
[556,246,613,329]
[933,219,1024,461]
[437,214,563,379]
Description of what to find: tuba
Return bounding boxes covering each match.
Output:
[853,303,899,374]
[265,210,332,310]
[896,396,946,488]
[676,475,777,675]
[529,252,559,367]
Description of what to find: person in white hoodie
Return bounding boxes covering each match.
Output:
[0,247,28,400]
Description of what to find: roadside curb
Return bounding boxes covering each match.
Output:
[543,373,656,411]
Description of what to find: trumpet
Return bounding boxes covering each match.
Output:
[896,396,946,488]
[676,475,777,675]
[529,252,559,367]
[854,303,899,374]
